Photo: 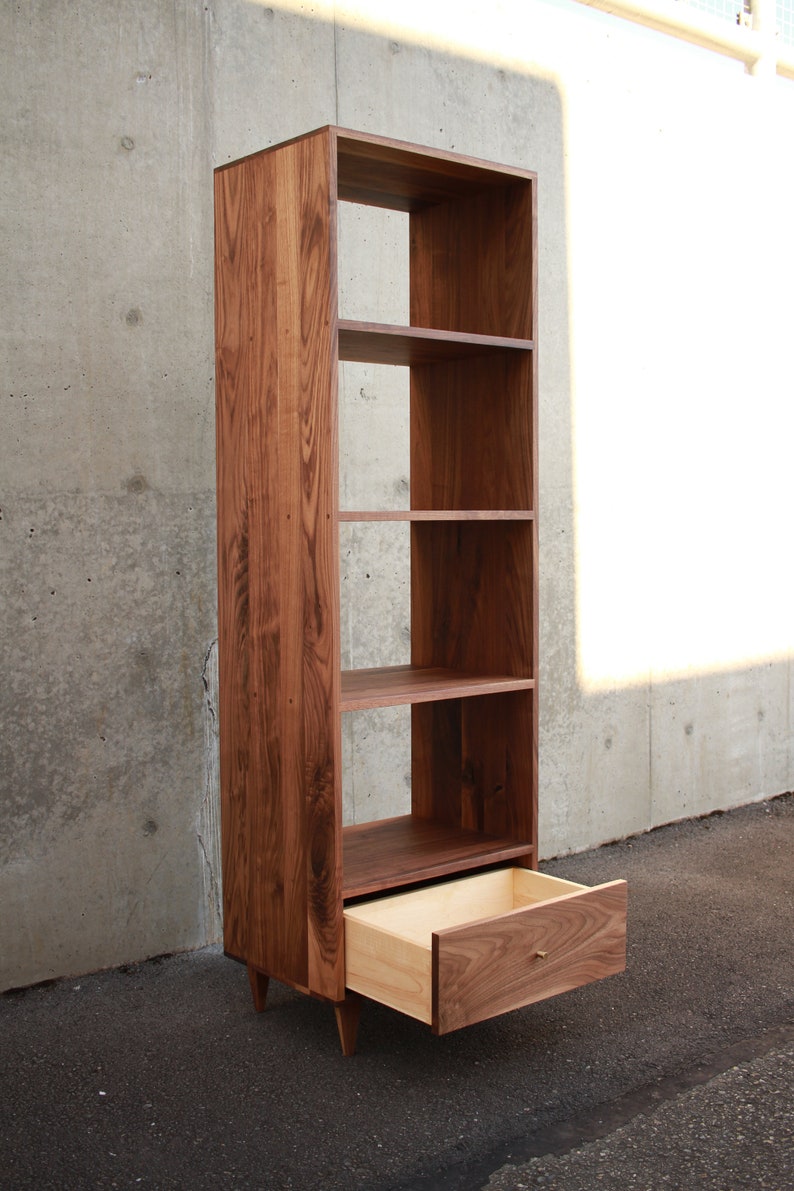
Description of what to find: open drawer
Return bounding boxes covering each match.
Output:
[344,868,627,1034]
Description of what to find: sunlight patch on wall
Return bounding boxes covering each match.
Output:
[570,87,794,691]
[248,0,794,694]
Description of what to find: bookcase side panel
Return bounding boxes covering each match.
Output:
[215,131,343,1001]
[215,159,261,966]
[275,132,344,1001]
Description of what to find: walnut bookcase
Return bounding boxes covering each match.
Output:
[214,127,625,1055]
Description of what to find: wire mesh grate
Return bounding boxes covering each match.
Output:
[675,0,749,23]
[675,0,794,46]
[778,0,794,44]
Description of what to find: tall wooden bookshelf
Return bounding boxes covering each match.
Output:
[214,127,626,1055]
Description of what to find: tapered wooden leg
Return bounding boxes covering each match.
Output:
[247,964,269,1013]
[334,993,362,1056]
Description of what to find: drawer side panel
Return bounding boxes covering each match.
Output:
[345,917,432,1024]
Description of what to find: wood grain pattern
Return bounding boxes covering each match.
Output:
[338,319,532,365]
[410,521,534,835]
[432,880,628,1034]
[409,692,535,846]
[250,140,308,991]
[334,993,362,1056]
[460,695,507,834]
[460,692,535,842]
[407,172,537,861]
[344,912,433,1024]
[346,869,584,942]
[215,128,536,214]
[342,816,534,898]
[247,965,269,1013]
[217,127,551,1039]
[282,132,343,1001]
[344,870,625,1030]
[340,665,534,711]
[410,181,534,337]
[215,126,343,1002]
[410,700,463,826]
[335,128,535,212]
[215,160,256,965]
[411,354,534,511]
[344,871,534,1024]
[411,521,534,678]
[339,510,534,522]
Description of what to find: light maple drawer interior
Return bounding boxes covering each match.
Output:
[344,867,627,1035]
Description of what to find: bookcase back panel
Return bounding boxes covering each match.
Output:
[409,183,534,338]
[410,521,534,677]
[410,354,533,512]
[411,692,535,845]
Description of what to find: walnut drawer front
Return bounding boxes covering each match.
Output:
[344,868,627,1034]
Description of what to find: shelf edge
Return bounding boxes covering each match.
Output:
[338,510,535,522]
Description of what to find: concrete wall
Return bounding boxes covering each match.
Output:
[2,0,792,990]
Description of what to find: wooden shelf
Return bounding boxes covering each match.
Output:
[342,815,535,899]
[339,510,534,522]
[338,320,533,366]
[340,665,534,711]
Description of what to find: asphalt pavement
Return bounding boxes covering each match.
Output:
[2,793,792,1190]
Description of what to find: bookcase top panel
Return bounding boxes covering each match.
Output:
[215,125,536,213]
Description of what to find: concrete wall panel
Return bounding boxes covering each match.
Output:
[1,0,217,988]
[0,492,217,987]
[210,0,338,163]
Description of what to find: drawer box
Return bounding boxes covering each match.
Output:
[344,868,627,1034]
